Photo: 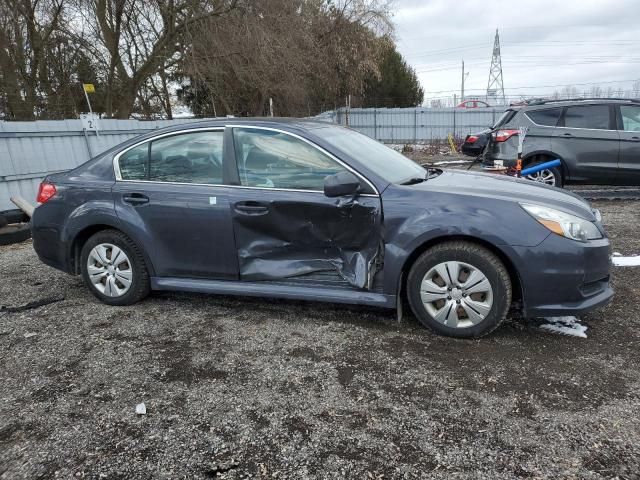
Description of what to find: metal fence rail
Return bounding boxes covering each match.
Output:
[0,108,506,211]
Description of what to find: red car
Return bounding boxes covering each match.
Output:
[457,100,490,109]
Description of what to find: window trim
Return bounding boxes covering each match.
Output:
[113,125,380,196]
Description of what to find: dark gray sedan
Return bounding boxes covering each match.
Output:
[31,119,613,337]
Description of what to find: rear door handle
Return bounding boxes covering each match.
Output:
[562,132,573,137]
[235,201,269,215]
[123,193,149,205]
[631,136,640,141]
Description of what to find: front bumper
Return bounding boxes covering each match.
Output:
[507,234,614,317]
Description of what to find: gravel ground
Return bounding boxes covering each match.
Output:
[1,200,640,479]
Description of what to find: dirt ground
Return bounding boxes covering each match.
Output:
[1,200,639,479]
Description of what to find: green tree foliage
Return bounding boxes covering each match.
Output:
[362,39,424,107]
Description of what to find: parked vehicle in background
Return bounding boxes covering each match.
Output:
[461,128,491,157]
[31,119,612,338]
[457,100,490,109]
[461,98,640,187]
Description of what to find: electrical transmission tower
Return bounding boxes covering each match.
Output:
[486,28,506,105]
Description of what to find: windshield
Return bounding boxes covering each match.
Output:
[314,126,426,184]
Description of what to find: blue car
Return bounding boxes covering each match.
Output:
[31,119,613,337]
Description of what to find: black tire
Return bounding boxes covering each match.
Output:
[0,223,32,246]
[407,241,512,338]
[80,229,150,306]
[0,215,7,229]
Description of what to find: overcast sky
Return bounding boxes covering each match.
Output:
[392,0,640,102]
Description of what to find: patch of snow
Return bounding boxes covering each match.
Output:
[136,403,147,415]
[539,316,588,338]
[611,255,640,267]
[432,159,472,166]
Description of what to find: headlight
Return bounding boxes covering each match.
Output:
[520,203,603,242]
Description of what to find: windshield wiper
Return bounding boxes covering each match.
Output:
[401,176,427,185]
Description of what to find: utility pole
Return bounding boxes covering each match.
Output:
[461,59,465,102]
[486,28,506,106]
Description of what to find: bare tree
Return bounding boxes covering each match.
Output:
[0,0,68,119]
[72,0,237,118]
[181,0,392,116]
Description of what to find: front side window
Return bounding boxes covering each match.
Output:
[563,105,610,130]
[118,130,224,184]
[620,105,640,132]
[233,128,346,190]
[526,108,562,127]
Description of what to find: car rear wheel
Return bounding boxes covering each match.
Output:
[407,241,512,338]
[80,230,150,306]
[524,159,563,187]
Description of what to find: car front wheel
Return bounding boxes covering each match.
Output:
[80,229,150,306]
[407,241,512,338]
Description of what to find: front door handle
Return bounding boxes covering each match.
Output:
[631,136,640,141]
[562,132,573,137]
[235,201,269,215]
[123,193,149,205]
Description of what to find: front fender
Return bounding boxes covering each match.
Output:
[380,186,551,295]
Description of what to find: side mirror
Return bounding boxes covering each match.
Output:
[324,171,361,198]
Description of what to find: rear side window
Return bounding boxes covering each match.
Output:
[620,105,640,132]
[118,130,224,184]
[149,131,223,183]
[526,108,562,127]
[563,105,611,130]
[233,128,346,191]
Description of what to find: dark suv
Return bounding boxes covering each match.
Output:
[462,98,640,187]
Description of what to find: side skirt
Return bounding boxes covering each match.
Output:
[151,277,396,308]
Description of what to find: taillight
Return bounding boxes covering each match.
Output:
[493,129,519,142]
[466,135,479,144]
[37,182,57,204]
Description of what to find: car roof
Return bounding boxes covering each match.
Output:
[147,117,335,135]
[512,98,640,110]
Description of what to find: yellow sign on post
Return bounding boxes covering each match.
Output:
[83,83,95,94]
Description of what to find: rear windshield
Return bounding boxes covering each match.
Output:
[493,109,516,128]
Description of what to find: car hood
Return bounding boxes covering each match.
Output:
[412,169,596,220]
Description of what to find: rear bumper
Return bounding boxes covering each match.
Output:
[507,234,614,317]
[31,206,73,274]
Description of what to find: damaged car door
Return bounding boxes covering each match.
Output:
[227,127,382,290]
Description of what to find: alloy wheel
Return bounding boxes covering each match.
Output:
[420,261,494,329]
[525,169,556,186]
[87,243,133,297]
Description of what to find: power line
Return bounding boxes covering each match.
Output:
[415,78,640,95]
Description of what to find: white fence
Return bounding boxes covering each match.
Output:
[0,107,507,211]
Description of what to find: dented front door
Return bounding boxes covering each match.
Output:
[227,127,382,289]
